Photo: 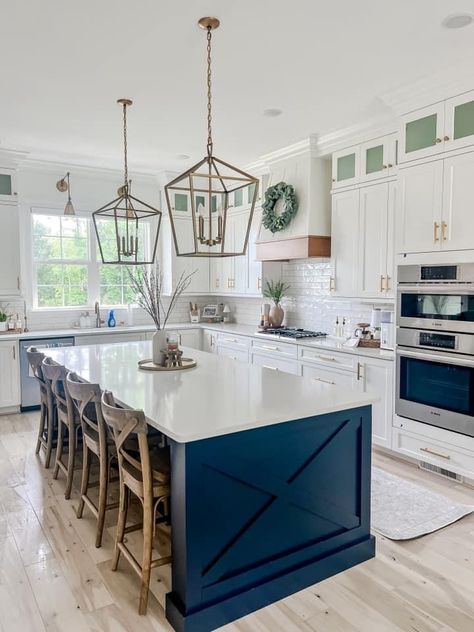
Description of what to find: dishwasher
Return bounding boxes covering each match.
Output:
[19,336,75,410]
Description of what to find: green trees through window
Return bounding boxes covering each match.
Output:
[32,213,146,308]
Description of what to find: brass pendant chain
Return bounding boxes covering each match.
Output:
[122,102,129,189]
[206,26,213,159]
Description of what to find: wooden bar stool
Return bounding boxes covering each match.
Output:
[27,347,56,468]
[42,357,81,499]
[66,372,119,548]
[101,390,171,615]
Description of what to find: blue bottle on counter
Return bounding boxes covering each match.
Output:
[107,310,116,327]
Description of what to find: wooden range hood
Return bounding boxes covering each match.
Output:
[255,150,332,261]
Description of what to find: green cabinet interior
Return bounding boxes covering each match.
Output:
[234,189,243,206]
[454,100,474,140]
[337,153,356,181]
[365,145,384,174]
[405,114,437,153]
[0,174,12,196]
[175,193,188,212]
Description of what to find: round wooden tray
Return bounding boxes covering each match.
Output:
[138,358,197,372]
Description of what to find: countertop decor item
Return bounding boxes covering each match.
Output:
[138,357,197,372]
[0,304,10,332]
[355,322,380,348]
[263,280,290,327]
[56,172,75,216]
[92,99,162,265]
[164,17,259,258]
[107,310,116,327]
[128,265,194,365]
[262,181,298,233]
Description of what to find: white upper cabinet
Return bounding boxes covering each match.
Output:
[442,151,474,251]
[330,188,360,296]
[399,102,445,163]
[0,168,18,203]
[358,182,395,298]
[0,204,21,296]
[397,161,444,254]
[399,92,474,163]
[444,90,474,152]
[331,146,360,189]
[247,208,263,295]
[360,134,398,183]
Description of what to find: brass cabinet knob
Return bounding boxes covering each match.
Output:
[332,178,336,183]
[382,165,388,169]
[443,136,450,141]
[435,138,442,143]
[387,163,393,168]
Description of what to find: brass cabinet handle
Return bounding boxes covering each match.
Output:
[441,221,447,241]
[257,276,262,290]
[261,345,279,351]
[313,377,336,385]
[330,276,336,291]
[419,447,451,460]
[443,136,450,141]
[435,138,442,144]
[314,354,337,362]
[385,275,391,291]
[434,222,440,242]
[263,365,278,371]
[12,345,16,360]
[17,277,20,290]
[380,275,385,292]
[357,362,364,381]
[215,278,220,288]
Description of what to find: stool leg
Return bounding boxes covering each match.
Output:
[64,421,76,500]
[138,499,154,615]
[95,446,109,548]
[35,401,46,455]
[53,419,63,480]
[113,483,128,571]
[77,444,91,519]
[45,401,55,469]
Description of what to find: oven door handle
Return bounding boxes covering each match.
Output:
[397,347,474,367]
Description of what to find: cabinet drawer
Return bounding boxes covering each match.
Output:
[216,333,250,349]
[217,345,249,363]
[251,339,297,358]
[298,346,357,372]
[251,352,298,375]
[301,363,360,389]
[392,428,474,479]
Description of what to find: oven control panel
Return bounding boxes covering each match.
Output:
[418,332,457,350]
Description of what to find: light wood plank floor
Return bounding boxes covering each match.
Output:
[0,411,473,632]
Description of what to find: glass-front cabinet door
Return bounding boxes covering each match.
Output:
[360,134,397,182]
[331,146,360,189]
[445,90,474,152]
[0,168,17,203]
[399,103,445,163]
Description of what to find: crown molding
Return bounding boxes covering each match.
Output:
[315,114,397,156]
[19,157,157,182]
[259,136,318,165]
[380,57,474,115]
[0,148,30,168]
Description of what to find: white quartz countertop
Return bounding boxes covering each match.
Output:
[42,341,377,444]
[3,321,394,361]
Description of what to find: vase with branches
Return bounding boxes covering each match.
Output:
[128,266,195,364]
[263,280,290,327]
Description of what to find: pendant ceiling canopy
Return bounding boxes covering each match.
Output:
[93,99,162,265]
[164,17,259,258]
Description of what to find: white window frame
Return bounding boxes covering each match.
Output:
[30,208,150,310]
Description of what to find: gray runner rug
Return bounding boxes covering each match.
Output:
[371,467,474,540]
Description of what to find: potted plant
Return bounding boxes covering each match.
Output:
[263,280,291,328]
[128,266,195,365]
[0,305,10,332]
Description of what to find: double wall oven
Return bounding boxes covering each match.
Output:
[396,263,474,438]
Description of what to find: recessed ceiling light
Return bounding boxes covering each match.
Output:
[263,108,283,118]
[176,153,190,160]
[442,13,473,29]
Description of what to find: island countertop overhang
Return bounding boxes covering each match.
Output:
[41,340,377,443]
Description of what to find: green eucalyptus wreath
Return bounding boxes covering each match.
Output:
[262,181,298,233]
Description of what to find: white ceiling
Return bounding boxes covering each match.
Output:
[1,0,474,172]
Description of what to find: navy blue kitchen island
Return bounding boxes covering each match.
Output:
[45,342,376,632]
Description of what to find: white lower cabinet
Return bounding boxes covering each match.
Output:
[76,332,145,345]
[175,329,201,350]
[0,340,20,409]
[202,329,217,353]
[251,351,299,375]
[217,345,249,363]
[301,362,360,389]
[358,357,393,450]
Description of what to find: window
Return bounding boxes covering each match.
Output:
[31,211,148,309]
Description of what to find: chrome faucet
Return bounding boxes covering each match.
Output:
[94,301,102,328]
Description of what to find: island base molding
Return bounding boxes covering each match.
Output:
[166,406,374,632]
[166,535,375,632]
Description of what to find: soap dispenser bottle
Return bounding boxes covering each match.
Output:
[107,310,116,328]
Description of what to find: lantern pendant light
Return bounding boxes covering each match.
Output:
[164,17,259,258]
[56,172,75,216]
[93,99,162,265]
